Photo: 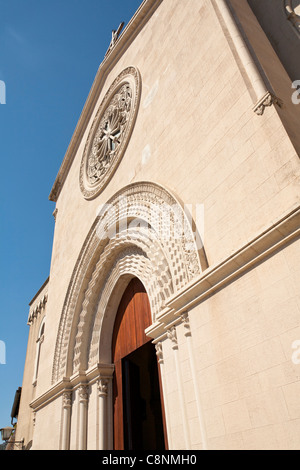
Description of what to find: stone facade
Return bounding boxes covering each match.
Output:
[14,0,300,450]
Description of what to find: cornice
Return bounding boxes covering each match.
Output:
[146,205,300,341]
[49,0,163,203]
[30,378,71,412]
[28,277,49,306]
[27,278,49,325]
[30,363,114,412]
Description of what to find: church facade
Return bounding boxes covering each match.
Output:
[14,0,300,450]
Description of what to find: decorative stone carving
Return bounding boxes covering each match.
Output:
[78,385,89,403]
[52,182,206,383]
[97,379,108,397]
[284,0,300,35]
[253,91,282,116]
[167,327,178,350]
[62,391,72,409]
[155,342,164,364]
[86,246,171,370]
[28,293,48,324]
[181,312,191,337]
[79,67,141,199]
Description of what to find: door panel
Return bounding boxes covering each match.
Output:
[112,278,151,363]
[112,278,166,450]
[122,342,165,450]
[122,358,143,450]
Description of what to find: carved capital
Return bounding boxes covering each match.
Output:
[155,342,164,364]
[167,326,178,350]
[78,385,89,403]
[62,390,72,409]
[97,378,108,397]
[181,312,191,337]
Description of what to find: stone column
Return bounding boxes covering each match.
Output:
[61,391,72,450]
[167,326,191,449]
[155,341,172,450]
[181,312,207,450]
[78,385,89,450]
[97,378,108,450]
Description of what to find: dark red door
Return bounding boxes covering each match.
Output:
[112,278,167,450]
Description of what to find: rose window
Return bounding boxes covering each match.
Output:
[80,67,141,199]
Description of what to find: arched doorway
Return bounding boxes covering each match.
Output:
[112,278,167,450]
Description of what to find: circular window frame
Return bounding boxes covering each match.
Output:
[79,66,141,200]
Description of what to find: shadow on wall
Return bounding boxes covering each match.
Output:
[247,0,300,83]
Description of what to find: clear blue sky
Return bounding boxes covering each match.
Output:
[0,0,142,442]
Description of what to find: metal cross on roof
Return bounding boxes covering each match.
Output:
[105,22,124,57]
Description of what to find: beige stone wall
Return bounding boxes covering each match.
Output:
[16,0,300,450]
[198,238,300,449]
[159,236,300,450]
[32,396,62,450]
[39,0,299,397]
[14,324,37,447]
[14,280,48,448]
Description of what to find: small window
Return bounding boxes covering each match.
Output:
[32,318,45,386]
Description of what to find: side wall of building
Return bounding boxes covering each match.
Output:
[14,281,48,449]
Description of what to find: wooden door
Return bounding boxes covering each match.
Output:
[112,278,166,450]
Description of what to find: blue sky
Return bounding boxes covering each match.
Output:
[0,0,142,442]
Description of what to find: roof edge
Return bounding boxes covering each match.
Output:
[28,277,50,306]
[49,0,163,203]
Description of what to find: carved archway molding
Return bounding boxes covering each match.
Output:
[52,181,206,384]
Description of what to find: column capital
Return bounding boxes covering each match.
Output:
[155,342,164,364]
[97,378,109,397]
[181,312,192,337]
[78,384,89,403]
[167,326,178,350]
[62,390,72,409]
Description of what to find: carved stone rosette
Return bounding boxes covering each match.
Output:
[79,66,141,199]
